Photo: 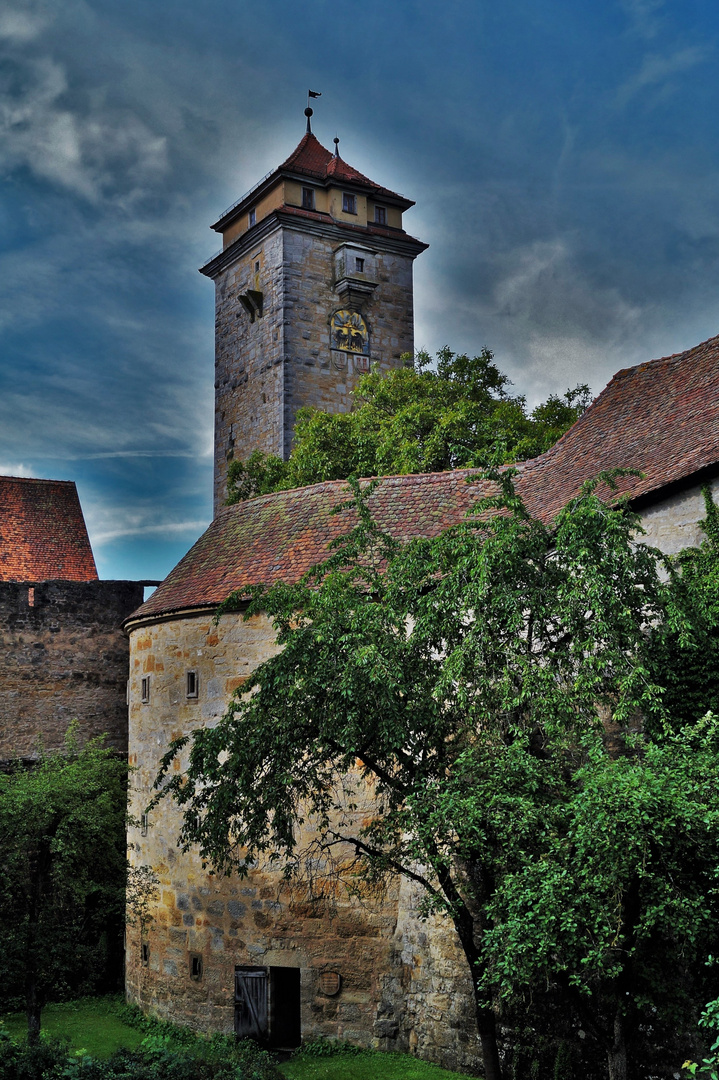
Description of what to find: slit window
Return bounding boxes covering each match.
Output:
[374,205,387,225]
[142,942,150,966]
[186,670,198,699]
[355,257,365,273]
[27,586,35,607]
[141,676,150,703]
[190,953,203,981]
[302,187,315,210]
[342,192,356,214]
[248,208,256,227]
[141,813,149,836]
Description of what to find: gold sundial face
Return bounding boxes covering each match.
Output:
[331,309,369,354]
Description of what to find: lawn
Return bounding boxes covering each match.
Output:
[0,998,478,1080]
[281,1052,478,1080]
[0,997,145,1058]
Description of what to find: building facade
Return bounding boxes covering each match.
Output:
[0,476,144,761]
[200,127,427,513]
[124,125,719,1073]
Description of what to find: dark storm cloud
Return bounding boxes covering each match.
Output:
[2,0,719,577]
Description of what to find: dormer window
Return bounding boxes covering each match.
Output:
[248,208,256,227]
[342,193,356,215]
[355,257,365,273]
[302,187,315,210]
[374,205,387,225]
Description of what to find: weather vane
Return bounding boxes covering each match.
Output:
[305,89,321,134]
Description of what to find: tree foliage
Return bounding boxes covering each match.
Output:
[0,732,128,1040]
[155,473,719,1079]
[226,348,591,502]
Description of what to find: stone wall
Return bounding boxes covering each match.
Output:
[211,218,419,514]
[638,476,719,555]
[0,579,144,760]
[126,608,484,1072]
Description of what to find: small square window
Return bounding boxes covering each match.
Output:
[141,676,150,703]
[342,193,356,214]
[142,942,150,967]
[248,208,256,227]
[190,953,203,981]
[186,670,198,699]
[302,187,315,210]
[374,205,387,225]
[141,813,149,836]
[355,257,364,273]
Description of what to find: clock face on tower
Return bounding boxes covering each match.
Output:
[331,310,369,355]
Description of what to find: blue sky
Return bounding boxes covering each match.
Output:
[2,0,719,580]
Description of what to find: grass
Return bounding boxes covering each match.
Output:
[0,997,145,1058]
[281,1052,479,1080]
[0,997,478,1080]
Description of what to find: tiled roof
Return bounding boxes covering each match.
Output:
[279,134,334,178]
[0,477,98,582]
[129,472,495,622]
[279,133,407,202]
[128,333,719,624]
[520,333,719,520]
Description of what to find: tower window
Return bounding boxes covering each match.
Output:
[254,260,260,274]
[190,953,203,981]
[342,193,356,214]
[374,205,387,225]
[186,670,198,699]
[141,676,150,703]
[302,187,315,210]
[248,208,256,227]
[142,942,150,966]
[141,813,149,836]
[355,257,365,273]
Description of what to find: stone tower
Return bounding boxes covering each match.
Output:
[200,121,428,514]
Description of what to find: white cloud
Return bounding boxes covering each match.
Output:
[617,0,666,39]
[0,461,37,477]
[0,28,168,203]
[615,46,712,108]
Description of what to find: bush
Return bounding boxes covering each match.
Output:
[0,1029,280,1080]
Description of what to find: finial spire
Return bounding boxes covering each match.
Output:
[306,89,321,134]
[333,136,340,158]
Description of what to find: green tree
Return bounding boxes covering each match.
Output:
[226,348,590,502]
[0,732,128,1041]
[151,471,719,1080]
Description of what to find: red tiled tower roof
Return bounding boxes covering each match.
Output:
[127,333,719,625]
[278,133,403,200]
[0,477,98,582]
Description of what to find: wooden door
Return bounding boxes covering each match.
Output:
[234,967,268,1041]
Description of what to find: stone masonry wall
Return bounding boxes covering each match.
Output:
[126,610,415,1051]
[212,221,418,514]
[0,579,144,760]
[281,229,415,446]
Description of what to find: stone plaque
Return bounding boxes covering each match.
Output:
[318,970,342,996]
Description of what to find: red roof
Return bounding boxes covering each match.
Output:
[279,133,406,202]
[0,477,98,582]
[521,333,719,520]
[127,333,719,624]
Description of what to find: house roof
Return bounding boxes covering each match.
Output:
[126,332,719,625]
[521,332,719,520]
[0,477,98,582]
[211,133,414,233]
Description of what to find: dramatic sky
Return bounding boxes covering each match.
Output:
[2,0,719,580]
